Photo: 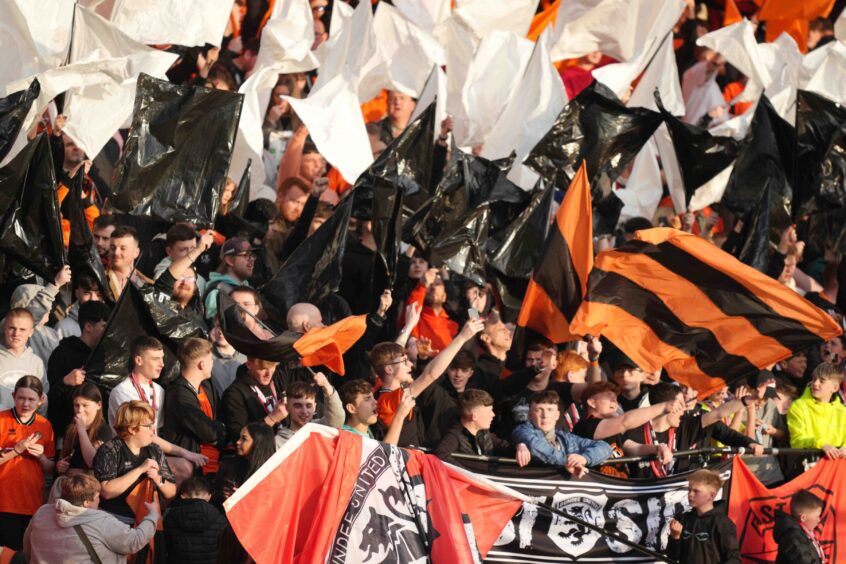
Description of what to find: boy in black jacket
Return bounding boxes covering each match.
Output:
[164,477,227,564]
[667,469,740,563]
[435,390,513,462]
[774,489,826,564]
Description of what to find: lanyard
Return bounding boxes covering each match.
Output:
[251,382,278,415]
[130,373,157,421]
[643,421,675,478]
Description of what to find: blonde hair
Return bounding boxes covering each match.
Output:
[688,469,723,492]
[113,400,154,439]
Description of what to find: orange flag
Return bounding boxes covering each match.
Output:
[724,0,743,26]
[528,0,559,41]
[293,315,368,375]
[756,0,834,20]
[125,480,163,564]
[766,18,810,52]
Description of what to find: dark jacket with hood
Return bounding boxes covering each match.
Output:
[163,497,227,564]
[47,336,92,434]
[435,423,513,461]
[774,510,824,564]
[666,502,741,564]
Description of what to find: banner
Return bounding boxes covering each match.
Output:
[728,457,845,563]
[454,458,732,563]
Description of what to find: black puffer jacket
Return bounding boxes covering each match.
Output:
[774,510,824,564]
[163,498,227,564]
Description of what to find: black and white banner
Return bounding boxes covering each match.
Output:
[454,459,732,563]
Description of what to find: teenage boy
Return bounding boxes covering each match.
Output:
[0,309,46,412]
[774,489,827,564]
[276,374,343,447]
[787,362,846,459]
[573,382,685,477]
[512,391,612,477]
[667,469,740,564]
[435,390,513,461]
[339,379,413,445]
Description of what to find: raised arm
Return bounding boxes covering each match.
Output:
[408,318,484,398]
[592,399,684,440]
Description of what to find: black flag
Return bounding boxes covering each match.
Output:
[352,101,437,219]
[261,195,352,317]
[111,73,244,227]
[85,283,207,391]
[66,168,111,301]
[428,206,491,286]
[795,90,846,215]
[655,91,740,208]
[721,96,795,217]
[728,181,771,272]
[230,158,252,217]
[523,81,662,234]
[0,80,40,164]
[0,134,66,280]
[371,178,403,293]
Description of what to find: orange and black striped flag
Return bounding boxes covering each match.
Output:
[570,228,842,396]
[515,162,592,344]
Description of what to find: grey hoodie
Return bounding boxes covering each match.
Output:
[0,344,46,412]
[24,499,158,564]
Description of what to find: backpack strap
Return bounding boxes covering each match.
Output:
[73,524,104,564]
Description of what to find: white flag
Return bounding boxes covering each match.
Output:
[616,140,662,221]
[626,34,685,116]
[108,0,233,47]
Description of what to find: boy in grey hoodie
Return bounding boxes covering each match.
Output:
[24,473,158,564]
[0,309,46,412]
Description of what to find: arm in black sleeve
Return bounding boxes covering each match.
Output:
[154,268,176,295]
[434,432,460,461]
[492,367,541,401]
[431,142,449,187]
[221,388,250,445]
[710,421,754,448]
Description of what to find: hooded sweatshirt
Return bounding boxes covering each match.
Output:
[23,499,158,564]
[773,510,825,564]
[787,388,846,449]
[0,344,46,411]
[163,498,227,564]
[666,502,741,564]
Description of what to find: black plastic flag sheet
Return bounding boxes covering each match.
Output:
[795,90,846,215]
[216,159,264,240]
[655,91,740,209]
[352,101,437,219]
[0,133,66,280]
[371,176,403,294]
[523,81,662,235]
[217,292,365,375]
[721,96,795,217]
[110,73,243,227]
[85,283,206,391]
[66,168,111,301]
[569,228,842,397]
[429,205,491,286]
[260,194,352,318]
[723,181,771,273]
[0,80,39,164]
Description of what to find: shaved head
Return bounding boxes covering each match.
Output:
[286,303,324,333]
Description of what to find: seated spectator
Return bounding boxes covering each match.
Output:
[163,477,227,564]
[220,357,288,444]
[24,473,158,563]
[93,401,176,525]
[0,309,47,412]
[339,379,412,445]
[0,376,55,550]
[214,422,276,507]
[573,382,684,477]
[787,362,846,459]
[56,383,113,476]
[512,391,613,476]
[625,383,764,478]
[435,390,513,461]
[47,301,111,435]
[667,469,740,563]
[163,338,227,477]
[276,373,343,447]
[406,268,459,352]
[55,272,104,338]
[774,489,826,564]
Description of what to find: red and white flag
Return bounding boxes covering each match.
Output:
[224,424,525,564]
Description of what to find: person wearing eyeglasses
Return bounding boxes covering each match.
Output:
[204,238,257,322]
[667,469,740,564]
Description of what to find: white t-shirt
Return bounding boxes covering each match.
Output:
[107,376,165,431]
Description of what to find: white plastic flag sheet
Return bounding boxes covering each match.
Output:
[108,0,233,47]
[61,5,178,159]
[311,0,376,97]
[653,123,687,214]
[591,0,686,99]
[1,0,74,82]
[481,29,568,176]
[615,139,663,221]
[803,41,846,105]
[314,0,354,65]
[366,3,445,97]
[688,161,735,212]
[626,34,685,115]
[283,74,373,184]
[453,31,534,148]
[837,9,846,41]
[550,0,679,62]
[709,99,758,140]
[448,0,538,41]
[410,64,448,142]
[230,0,319,199]
[681,63,726,125]
[394,0,451,33]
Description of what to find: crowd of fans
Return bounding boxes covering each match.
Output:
[1,0,845,563]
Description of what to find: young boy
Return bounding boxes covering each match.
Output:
[667,469,740,564]
[339,379,412,446]
[163,477,227,564]
[276,374,344,447]
[435,390,513,461]
[773,489,826,564]
[787,363,846,459]
[511,391,612,477]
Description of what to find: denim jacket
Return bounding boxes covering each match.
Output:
[511,422,613,467]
